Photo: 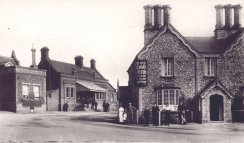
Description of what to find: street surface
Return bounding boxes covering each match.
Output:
[0,111,244,143]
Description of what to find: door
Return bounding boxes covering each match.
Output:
[210,95,224,121]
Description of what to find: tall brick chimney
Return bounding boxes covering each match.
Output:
[30,48,37,69]
[153,5,162,29]
[90,59,96,69]
[232,4,242,29]
[75,55,83,67]
[40,47,49,61]
[215,5,224,29]
[224,4,233,29]
[162,5,171,26]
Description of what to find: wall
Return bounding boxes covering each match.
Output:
[135,31,196,114]
[47,89,59,111]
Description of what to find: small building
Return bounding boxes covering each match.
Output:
[38,47,117,112]
[0,50,46,113]
[123,4,244,123]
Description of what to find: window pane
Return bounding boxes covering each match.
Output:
[157,90,162,105]
[33,86,40,98]
[170,90,174,105]
[164,90,168,105]
[210,58,215,75]
[22,84,29,97]
[66,87,70,98]
[70,88,74,98]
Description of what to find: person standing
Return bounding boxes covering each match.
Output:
[164,103,170,126]
[118,105,125,124]
[143,106,150,126]
[94,101,98,111]
[178,101,186,125]
[127,103,136,124]
[152,104,160,126]
[103,100,106,112]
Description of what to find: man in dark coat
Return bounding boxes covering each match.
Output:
[143,106,150,126]
[178,102,186,125]
[152,104,160,126]
[127,103,136,124]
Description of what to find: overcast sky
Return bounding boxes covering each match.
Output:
[0,0,244,88]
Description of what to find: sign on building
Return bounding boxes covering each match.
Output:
[135,60,147,85]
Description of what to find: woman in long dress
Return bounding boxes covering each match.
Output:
[118,106,125,123]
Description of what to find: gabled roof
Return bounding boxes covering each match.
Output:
[186,28,244,54]
[198,79,233,99]
[49,60,105,81]
[0,55,16,66]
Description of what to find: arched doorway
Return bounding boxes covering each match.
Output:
[210,95,224,121]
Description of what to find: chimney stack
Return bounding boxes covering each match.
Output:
[162,5,171,26]
[232,4,242,29]
[30,48,37,69]
[144,5,153,30]
[74,55,83,68]
[224,4,233,28]
[11,50,20,66]
[40,47,49,61]
[215,5,224,29]
[90,59,96,69]
[153,5,162,29]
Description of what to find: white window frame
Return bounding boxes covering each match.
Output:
[157,89,179,111]
[162,58,174,77]
[205,58,216,76]
[22,83,30,98]
[33,85,40,99]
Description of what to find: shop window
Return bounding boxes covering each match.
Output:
[22,84,29,98]
[161,58,174,77]
[205,58,216,76]
[33,85,40,98]
[157,89,179,106]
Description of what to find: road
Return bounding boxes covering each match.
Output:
[0,111,244,142]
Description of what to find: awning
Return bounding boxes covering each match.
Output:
[76,80,107,92]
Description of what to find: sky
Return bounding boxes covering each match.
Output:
[0,0,244,88]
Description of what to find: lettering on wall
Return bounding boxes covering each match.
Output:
[135,60,147,85]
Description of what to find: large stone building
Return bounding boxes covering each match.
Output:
[0,50,46,113]
[125,4,244,123]
[38,47,117,112]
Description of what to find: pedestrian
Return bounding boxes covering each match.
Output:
[127,102,136,124]
[91,98,95,109]
[123,109,128,124]
[143,106,150,126]
[94,101,98,111]
[106,102,110,112]
[178,101,186,125]
[103,100,106,112]
[118,105,125,124]
[152,104,160,126]
[164,102,170,126]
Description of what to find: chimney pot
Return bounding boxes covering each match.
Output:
[144,5,153,30]
[232,4,242,29]
[215,5,224,29]
[162,5,172,26]
[40,47,50,61]
[153,5,162,29]
[74,55,84,67]
[223,4,233,29]
[30,48,37,69]
[90,59,96,69]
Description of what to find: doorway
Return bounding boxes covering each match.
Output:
[210,95,224,121]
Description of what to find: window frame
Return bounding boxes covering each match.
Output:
[205,57,216,76]
[22,83,30,98]
[161,58,174,77]
[157,89,179,106]
[33,85,40,99]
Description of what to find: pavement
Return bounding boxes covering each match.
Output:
[0,111,244,142]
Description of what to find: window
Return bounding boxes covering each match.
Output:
[162,58,173,76]
[157,90,162,105]
[33,85,40,98]
[157,89,179,106]
[66,87,70,98]
[205,58,216,76]
[70,88,74,98]
[22,84,29,98]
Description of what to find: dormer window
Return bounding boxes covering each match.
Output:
[205,58,216,76]
[161,58,174,77]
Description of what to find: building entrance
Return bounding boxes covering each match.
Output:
[210,95,224,121]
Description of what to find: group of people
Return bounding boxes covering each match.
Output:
[103,100,110,112]
[118,103,136,124]
[119,102,186,126]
